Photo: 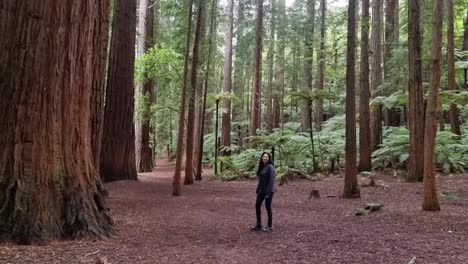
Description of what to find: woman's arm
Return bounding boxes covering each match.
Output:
[266,165,275,196]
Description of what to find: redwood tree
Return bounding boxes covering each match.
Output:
[447,0,460,136]
[185,0,205,185]
[0,0,113,243]
[314,0,326,130]
[359,0,371,172]
[343,0,360,198]
[266,0,276,132]
[407,0,424,182]
[250,0,264,137]
[101,0,138,182]
[422,0,442,211]
[221,0,234,154]
[370,0,383,152]
[302,0,315,132]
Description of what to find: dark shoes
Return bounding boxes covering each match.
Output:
[263,226,273,232]
[251,225,262,231]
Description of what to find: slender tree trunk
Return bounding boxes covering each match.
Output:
[173,0,194,195]
[422,0,442,211]
[407,0,424,182]
[464,12,468,90]
[250,0,264,137]
[274,0,286,129]
[447,0,460,136]
[196,0,218,181]
[302,0,315,132]
[370,0,383,152]
[221,0,234,154]
[359,0,372,172]
[314,0,326,131]
[185,0,205,185]
[343,0,360,198]
[233,0,245,123]
[136,0,155,173]
[0,0,114,244]
[266,0,276,132]
[101,0,138,182]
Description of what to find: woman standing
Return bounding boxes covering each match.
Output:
[251,152,276,232]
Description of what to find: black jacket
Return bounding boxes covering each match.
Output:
[256,164,275,195]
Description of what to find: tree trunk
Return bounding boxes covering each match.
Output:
[302,0,315,132]
[250,0,264,137]
[173,0,194,195]
[274,0,286,129]
[0,0,114,244]
[221,0,234,154]
[233,0,245,123]
[422,0,442,211]
[184,0,205,185]
[314,0,326,131]
[266,0,276,132]
[370,0,383,152]
[359,0,372,172]
[101,0,138,182]
[407,0,424,182]
[343,0,360,198]
[91,0,111,175]
[135,0,155,173]
[447,0,460,136]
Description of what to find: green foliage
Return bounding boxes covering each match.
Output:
[135,46,183,84]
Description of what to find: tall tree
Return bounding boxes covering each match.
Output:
[384,0,400,126]
[266,0,276,132]
[343,0,360,198]
[359,0,372,171]
[173,0,194,195]
[422,0,442,211]
[370,0,383,152]
[407,0,424,182]
[91,0,111,175]
[250,0,264,137]
[101,0,138,182]
[447,0,460,135]
[221,0,234,154]
[274,0,286,129]
[233,0,246,123]
[302,0,316,132]
[135,0,155,173]
[314,0,326,130]
[184,0,205,185]
[0,0,113,243]
[464,11,468,90]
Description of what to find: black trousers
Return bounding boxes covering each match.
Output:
[255,193,274,227]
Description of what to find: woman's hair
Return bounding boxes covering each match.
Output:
[257,152,273,175]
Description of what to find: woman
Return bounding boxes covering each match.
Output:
[251,152,275,232]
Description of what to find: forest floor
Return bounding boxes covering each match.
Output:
[1,159,468,264]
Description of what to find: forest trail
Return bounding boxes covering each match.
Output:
[1,163,467,264]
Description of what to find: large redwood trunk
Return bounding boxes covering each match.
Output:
[422,0,442,211]
[343,0,360,198]
[0,0,113,244]
[358,0,372,172]
[447,0,460,136]
[101,0,138,182]
[302,0,315,132]
[185,0,205,185]
[250,0,264,137]
[221,0,234,154]
[135,0,155,173]
[407,0,424,182]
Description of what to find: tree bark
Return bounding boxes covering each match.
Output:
[266,0,276,132]
[343,0,360,198]
[359,0,372,172]
[0,0,114,244]
[447,0,460,136]
[101,0,138,182]
[302,0,315,132]
[250,0,264,137]
[184,0,205,185]
[221,0,234,154]
[422,0,442,211]
[407,0,424,182]
[233,0,246,123]
[314,0,326,131]
[370,0,383,152]
[173,0,194,195]
[274,0,286,129]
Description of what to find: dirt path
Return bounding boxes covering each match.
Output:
[1,160,467,263]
